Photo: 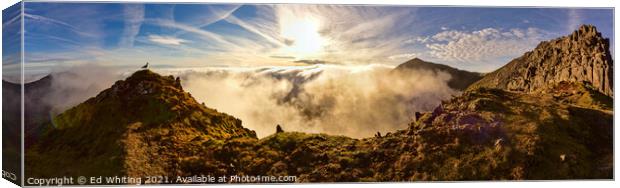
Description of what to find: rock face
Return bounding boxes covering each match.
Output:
[468,25,613,97]
[393,58,483,90]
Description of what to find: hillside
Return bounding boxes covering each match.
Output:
[467,25,613,97]
[393,58,483,90]
[216,84,612,181]
[26,70,256,179]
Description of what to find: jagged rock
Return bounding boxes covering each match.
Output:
[468,25,613,97]
[494,138,505,151]
[175,77,183,89]
[405,87,612,179]
[413,112,423,122]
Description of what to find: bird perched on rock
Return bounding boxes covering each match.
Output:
[142,62,149,69]
[276,124,284,133]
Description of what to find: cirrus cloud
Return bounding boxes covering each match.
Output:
[148,35,189,45]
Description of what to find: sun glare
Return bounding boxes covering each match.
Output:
[280,16,327,58]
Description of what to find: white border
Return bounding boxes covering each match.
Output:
[1,1,618,188]
[4,0,620,7]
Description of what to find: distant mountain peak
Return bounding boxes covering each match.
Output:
[468,24,613,97]
[408,57,424,62]
[393,58,483,90]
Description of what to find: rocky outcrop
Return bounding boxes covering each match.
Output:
[468,25,613,97]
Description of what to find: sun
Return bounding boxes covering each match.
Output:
[279,16,327,58]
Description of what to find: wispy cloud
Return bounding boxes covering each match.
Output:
[196,5,242,28]
[148,35,188,45]
[270,55,296,59]
[224,14,286,47]
[388,53,419,60]
[25,13,76,30]
[170,4,242,37]
[145,18,235,47]
[27,57,81,63]
[2,12,21,28]
[567,9,582,33]
[2,54,21,65]
[118,4,145,47]
[293,59,338,65]
[24,13,98,38]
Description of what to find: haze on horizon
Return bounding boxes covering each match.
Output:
[2,3,614,80]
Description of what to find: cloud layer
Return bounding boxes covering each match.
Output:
[43,64,125,115]
[31,64,458,138]
[164,65,457,138]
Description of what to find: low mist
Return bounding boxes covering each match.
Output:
[170,64,458,138]
[40,64,457,138]
[44,64,124,114]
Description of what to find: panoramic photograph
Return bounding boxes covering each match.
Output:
[1,1,614,185]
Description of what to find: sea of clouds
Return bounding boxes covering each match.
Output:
[41,64,457,138]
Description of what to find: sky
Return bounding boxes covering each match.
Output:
[2,2,615,80]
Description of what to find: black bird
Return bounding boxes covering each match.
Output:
[142,62,149,69]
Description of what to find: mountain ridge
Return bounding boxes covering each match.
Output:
[468,25,613,97]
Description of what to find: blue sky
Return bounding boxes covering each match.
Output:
[2,2,614,78]
[2,2,21,80]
